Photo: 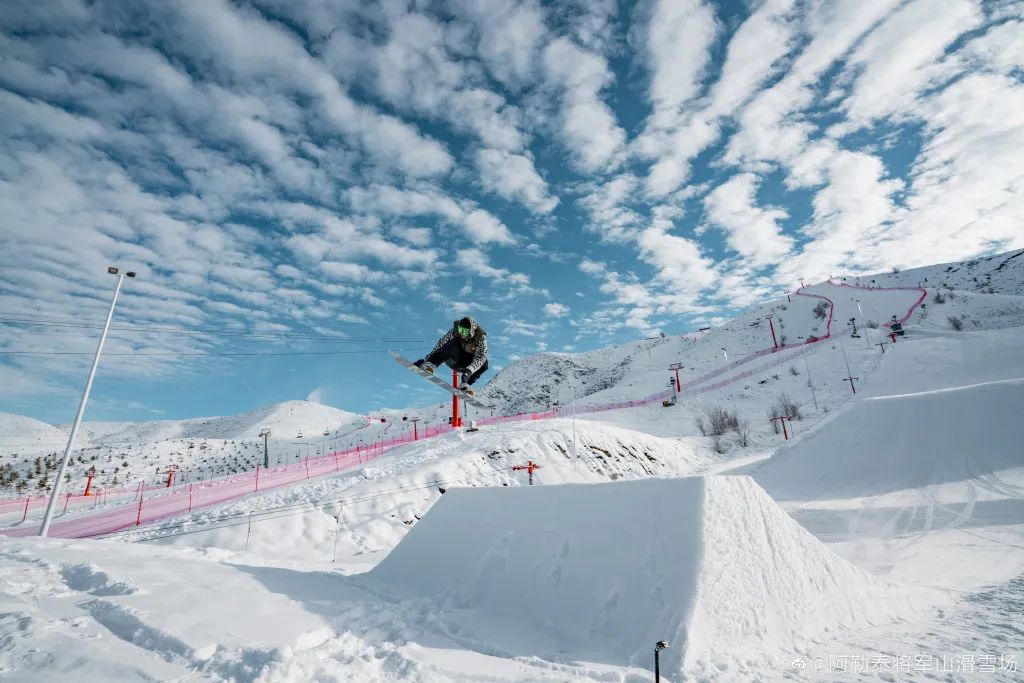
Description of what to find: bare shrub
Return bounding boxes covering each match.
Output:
[706,406,739,436]
[812,301,830,319]
[735,419,750,447]
[933,291,946,304]
[866,319,879,329]
[710,433,727,454]
[771,392,802,421]
[948,315,964,331]
[695,416,707,436]
[789,365,799,376]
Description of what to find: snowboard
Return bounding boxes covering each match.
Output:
[390,352,495,409]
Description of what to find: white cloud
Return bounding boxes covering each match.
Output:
[578,174,642,242]
[475,148,558,214]
[346,185,515,245]
[448,0,548,87]
[643,0,718,130]
[578,259,607,276]
[837,0,982,130]
[542,37,626,172]
[544,302,569,318]
[457,248,509,280]
[703,173,794,267]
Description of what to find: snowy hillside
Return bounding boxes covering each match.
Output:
[76,400,363,444]
[0,400,368,498]
[2,249,1024,681]
[848,247,1024,296]
[0,413,68,450]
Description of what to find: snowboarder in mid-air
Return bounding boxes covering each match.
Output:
[414,316,488,394]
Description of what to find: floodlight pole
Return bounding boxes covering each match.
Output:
[258,428,271,467]
[40,267,134,537]
[803,355,818,411]
[855,299,871,348]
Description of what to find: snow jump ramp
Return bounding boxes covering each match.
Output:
[368,476,922,676]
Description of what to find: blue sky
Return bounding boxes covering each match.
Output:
[1,0,1022,424]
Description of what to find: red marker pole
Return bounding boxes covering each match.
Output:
[136,489,144,526]
[20,497,29,524]
[767,315,778,350]
[452,370,462,428]
[255,464,260,492]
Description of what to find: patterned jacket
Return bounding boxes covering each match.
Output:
[428,316,488,375]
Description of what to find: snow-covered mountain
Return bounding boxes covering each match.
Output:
[75,399,363,444]
[0,400,368,496]
[846,247,1024,296]
[0,413,68,450]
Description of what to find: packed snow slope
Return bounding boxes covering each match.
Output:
[369,476,931,678]
[749,325,1024,590]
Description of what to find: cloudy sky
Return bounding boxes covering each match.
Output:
[1,0,1022,423]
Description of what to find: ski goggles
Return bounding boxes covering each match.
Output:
[455,324,471,338]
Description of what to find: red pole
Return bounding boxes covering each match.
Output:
[20,496,29,524]
[165,468,175,488]
[414,421,419,440]
[136,489,144,526]
[84,470,95,496]
[255,464,260,492]
[781,417,789,441]
[452,370,461,428]
[63,492,70,513]
[188,485,193,513]
[767,316,778,350]
[889,331,897,343]
[304,456,310,479]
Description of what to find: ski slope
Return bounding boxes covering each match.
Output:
[1,254,1024,681]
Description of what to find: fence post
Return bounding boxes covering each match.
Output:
[20,496,29,524]
[135,488,144,526]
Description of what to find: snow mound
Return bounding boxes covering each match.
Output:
[0,413,67,450]
[757,378,1024,504]
[368,476,924,676]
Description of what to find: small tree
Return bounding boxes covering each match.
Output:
[933,291,946,304]
[948,315,964,331]
[812,301,829,319]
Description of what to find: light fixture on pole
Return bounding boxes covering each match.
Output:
[721,348,738,414]
[654,641,670,682]
[854,298,871,348]
[40,267,135,537]
[803,355,818,411]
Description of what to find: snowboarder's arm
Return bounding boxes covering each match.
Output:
[463,334,488,378]
[424,329,455,365]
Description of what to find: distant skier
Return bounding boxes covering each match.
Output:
[414,316,489,394]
